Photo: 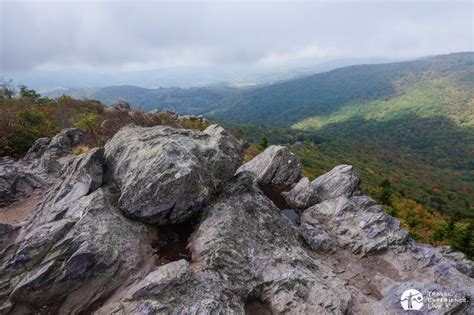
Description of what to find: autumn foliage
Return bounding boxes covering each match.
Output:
[0,83,209,158]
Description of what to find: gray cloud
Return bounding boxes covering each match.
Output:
[1,1,472,74]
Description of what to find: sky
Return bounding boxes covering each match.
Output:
[1,0,473,89]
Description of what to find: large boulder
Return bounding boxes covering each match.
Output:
[302,195,409,255]
[283,164,362,209]
[0,149,155,314]
[43,128,84,157]
[102,172,353,314]
[110,100,131,112]
[236,145,302,191]
[0,128,85,207]
[104,124,242,224]
[0,157,41,206]
[26,148,105,226]
[101,259,243,314]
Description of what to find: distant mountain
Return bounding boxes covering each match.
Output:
[17,57,397,91]
[210,52,474,127]
[44,85,240,115]
[210,52,474,221]
[210,53,474,166]
[42,57,401,114]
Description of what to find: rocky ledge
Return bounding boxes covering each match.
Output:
[0,125,472,315]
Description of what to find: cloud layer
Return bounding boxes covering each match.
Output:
[1,1,472,73]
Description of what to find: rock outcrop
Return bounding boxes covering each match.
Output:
[302,196,409,255]
[0,128,84,206]
[110,100,131,112]
[236,145,302,191]
[0,125,472,315]
[104,124,242,224]
[283,164,362,209]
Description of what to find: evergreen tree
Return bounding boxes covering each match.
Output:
[259,136,269,150]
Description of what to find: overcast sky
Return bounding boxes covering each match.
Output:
[0,0,473,87]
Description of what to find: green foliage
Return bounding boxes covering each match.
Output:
[19,85,48,104]
[6,108,59,155]
[378,179,393,206]
[74,113,100,133]
[259,137,269,150]
[179,117,211,131]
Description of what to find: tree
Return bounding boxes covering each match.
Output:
[74,113,100,135]
[459,223,474,258]
[0,79,15,99]
[234,128,245,140]
[378,178,392,206]
[259,136,269,150]
[19,85,47,103]
[447,209,461,237]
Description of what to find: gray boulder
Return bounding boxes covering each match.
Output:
[110,100,131,112]
[187,173,353,314]
[300,222,335,253]
[302,195,409,254]
[283,164,362,209]
[104,124,242,224]
[0,157,41,206]
[101,259,243,314]
[434,246,474,278]
[0,223,17,252]
[0,149,154,314]
[235,145,302,191]
[0,128,85,206]
[42,128,85,159]
[26,148,105,226]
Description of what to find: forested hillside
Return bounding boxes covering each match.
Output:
[45,85,239,115]
[216,53,474,257]
[210,52,473,126]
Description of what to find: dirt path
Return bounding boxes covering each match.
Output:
[0,191,43,225]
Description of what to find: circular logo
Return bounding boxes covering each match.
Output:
[400,289,424,311]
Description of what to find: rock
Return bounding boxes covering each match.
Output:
[0,128,85,206]
[0,149,154,313]
[236,145,302,191]
[187,172,353,314]
[281,208,300,224]
[0,157,41,206]
[26,148,105,226]
[45,128,85,158]
[435,246,474,278]
[2,125,474,314]
[281,177,316,210]
[23,137,51,161]
[104,124,242,224]
[302,195,408,254]
[283,164,362,209]
[0,223,17,252]
[110,100,131,112]
[300,222,335,253]
[101,259,243,314]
